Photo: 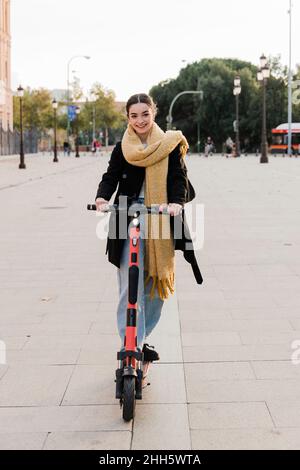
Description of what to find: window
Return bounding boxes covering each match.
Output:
[272,134,283,145]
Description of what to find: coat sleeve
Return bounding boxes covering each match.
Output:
[95,142,122,201]
[167,144,188,205]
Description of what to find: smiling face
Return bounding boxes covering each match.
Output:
[127,102,155,142]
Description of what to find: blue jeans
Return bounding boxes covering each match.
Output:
[116,197,164,350]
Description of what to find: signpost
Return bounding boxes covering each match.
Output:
[68,105,77,122]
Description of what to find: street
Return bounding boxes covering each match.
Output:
[0,152,300,449]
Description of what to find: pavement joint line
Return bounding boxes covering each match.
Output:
[0,160,97,192]
[185,401,282,405]
[59,364,77,407]
[264,401,277,428]
[129,422,134,450]
[59,360,295,366]
[188,427,282,431]
[134,401,196,406]
[1,398,199,411]
[1,364,79,367]
[178,286,193,446]
[249,361,259,379]
[0,401,280,409]
[0,404,125,409]
[20,337,31,351]
[0,366,10,383]
[41,432,51,450]
[42,431,132,434]
[75,348,83,366]
[180,360,294,364]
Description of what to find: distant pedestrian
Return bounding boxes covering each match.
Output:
[225,136,234,158]
[204,137,214,157]
[63,141,70,156]
[96,140,101,153]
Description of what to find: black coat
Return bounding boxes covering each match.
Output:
[95,142,203,285]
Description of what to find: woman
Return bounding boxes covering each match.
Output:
[95,93,202,384]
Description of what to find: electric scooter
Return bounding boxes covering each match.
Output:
[87,201,171,421]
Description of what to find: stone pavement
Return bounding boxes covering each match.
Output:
[0,152,300,450]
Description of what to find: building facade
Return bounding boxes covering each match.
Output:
[0,0,12,131]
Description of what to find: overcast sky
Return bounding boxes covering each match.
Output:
[11,0,299,101]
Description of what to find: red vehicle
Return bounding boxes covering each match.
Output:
[271,123,300,155]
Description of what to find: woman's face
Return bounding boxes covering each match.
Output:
[127,103,154,140]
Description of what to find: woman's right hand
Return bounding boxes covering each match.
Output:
[95,197,110,212]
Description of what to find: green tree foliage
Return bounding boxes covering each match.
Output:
[80,83,126,132]
[13,88,53,132]
[13,84,127,145]
[150,57,300,151]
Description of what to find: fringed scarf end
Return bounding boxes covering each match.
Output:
[180,142,189,158]
[147,274,175,301]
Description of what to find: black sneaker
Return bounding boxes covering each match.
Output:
[142,343,160,362]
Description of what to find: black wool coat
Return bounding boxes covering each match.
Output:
[95,142,203,285]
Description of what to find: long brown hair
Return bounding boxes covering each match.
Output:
[126,93,157,117]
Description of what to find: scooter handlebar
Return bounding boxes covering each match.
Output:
[87,204,181,215]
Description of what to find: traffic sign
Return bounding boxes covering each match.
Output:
[68,105,77,122]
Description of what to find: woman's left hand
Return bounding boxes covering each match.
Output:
[158,203,182,216]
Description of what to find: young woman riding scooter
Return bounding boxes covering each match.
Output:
[95,93,202,388]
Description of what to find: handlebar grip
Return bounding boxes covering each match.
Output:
[86,203,182,215]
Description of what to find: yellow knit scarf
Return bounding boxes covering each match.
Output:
[121,122,189,300]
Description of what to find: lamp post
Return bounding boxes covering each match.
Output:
[196,77,203,154]
[288,0,293,157]
[52,99,58,162]
[75,106,80,158]
[257,54,270,164]
[166,90,204,131]
[17,85,25,169]
[233,75,241,157]
[67,55,90,144]
[89,91,96,145]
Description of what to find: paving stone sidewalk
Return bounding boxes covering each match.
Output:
[0,152,300,450]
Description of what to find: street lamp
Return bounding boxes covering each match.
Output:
[196,77,203,154]
[52,99,58,162]
[17,85,25,169]
[233,75,241,157]
[288,0,293,157]
[67,55,90,143]
[257,54,270,164]
[88,91,97,146]
[166,90,204,131]
[75,106,80,158]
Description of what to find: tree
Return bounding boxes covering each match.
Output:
[150,57,292,151]
[79,83,127,143]
[13,87,53,133]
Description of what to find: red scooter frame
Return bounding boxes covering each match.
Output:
[87,201,172,421]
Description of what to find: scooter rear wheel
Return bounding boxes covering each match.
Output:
[122,376,136,422]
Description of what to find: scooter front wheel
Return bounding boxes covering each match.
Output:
[122,376,136,422]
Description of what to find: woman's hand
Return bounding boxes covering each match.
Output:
[95,197,109,212]
[158,203,182,216]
